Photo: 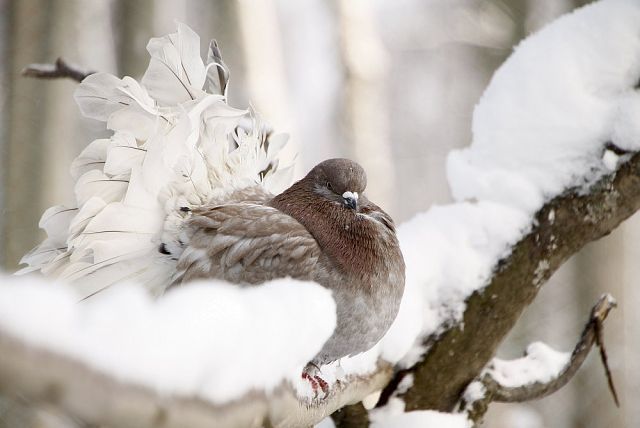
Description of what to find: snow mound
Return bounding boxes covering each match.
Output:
[448,0,640,213]
[0,274,336,404]
[381,202,529,365]
[488,342,570,388]
[370,398,471,428]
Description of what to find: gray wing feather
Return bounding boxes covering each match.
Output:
[175,203,320,285]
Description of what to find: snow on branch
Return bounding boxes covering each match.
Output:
[0,276,392,428]
[0,327,394,428]
[394,0,640,413]
[397,150,640,413]
[463,294,618,422]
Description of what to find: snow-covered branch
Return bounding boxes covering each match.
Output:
[398,150,640,413]
[0,322,393,428]
[463,294,618,423]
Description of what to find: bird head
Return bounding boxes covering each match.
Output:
[308,158,367,211]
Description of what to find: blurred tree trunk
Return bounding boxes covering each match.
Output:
[336,0,395,212]
[2,0,121,272]
[622,214,640,427]
[0,0,9,266]
[186,0,248,106]
[2,1,83,423]
[3,0,52,270]
[236,0,299,176]
[115,0,154,78]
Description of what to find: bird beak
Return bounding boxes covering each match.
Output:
[342,191,358,210]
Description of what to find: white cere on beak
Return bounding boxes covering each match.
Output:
[342,191,358,201]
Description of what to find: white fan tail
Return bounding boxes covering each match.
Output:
[19,23,293,299]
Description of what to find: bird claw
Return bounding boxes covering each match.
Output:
[302,368,330,399]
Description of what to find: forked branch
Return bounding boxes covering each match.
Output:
[22,58,95,83]
[465,294,619,422]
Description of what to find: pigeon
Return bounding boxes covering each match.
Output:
[174,158,406,372]
[17,24,405,395]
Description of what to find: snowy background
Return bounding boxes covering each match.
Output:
[1,0,638,427]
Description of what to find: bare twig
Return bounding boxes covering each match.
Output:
[594,306,620,407]
[21,58,95,83]
[465,294,618,422]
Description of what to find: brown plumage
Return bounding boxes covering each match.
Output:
[174,158,405,366]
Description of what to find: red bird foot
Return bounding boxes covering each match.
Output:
[302,364,330,399]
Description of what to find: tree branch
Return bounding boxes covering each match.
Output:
[331,402,370,428]
[400,151,640,412]
[491,294,618,403]
[464,294,618,422]
[21,58,95,83]
[0,329,392,428]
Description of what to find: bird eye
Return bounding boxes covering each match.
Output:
[326,182,332,191]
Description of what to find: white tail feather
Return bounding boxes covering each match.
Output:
[18,23,293,299]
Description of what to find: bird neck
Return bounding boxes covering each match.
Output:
[270,179,390,280]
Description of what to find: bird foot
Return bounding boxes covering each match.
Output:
[302,364,330,399]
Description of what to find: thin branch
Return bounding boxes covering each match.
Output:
[493,294,615,402]
[21,58,95,83]
[464,294,617,422]
[594,308,620,407]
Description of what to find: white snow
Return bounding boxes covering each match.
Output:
[362,390,383,410]
[370,398,471,428]
[380,202,529,366]
[488,342,570,388]
[463,380,486,405]
[381,0,640,370]
[396,373,414,395]
[604,292,618,306]
[602,149,620,171]
[0,274,336,404]
[448,0,640,214]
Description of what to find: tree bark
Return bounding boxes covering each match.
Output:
[400,151,640,412]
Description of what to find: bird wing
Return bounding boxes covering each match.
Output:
[175,203,321,285]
